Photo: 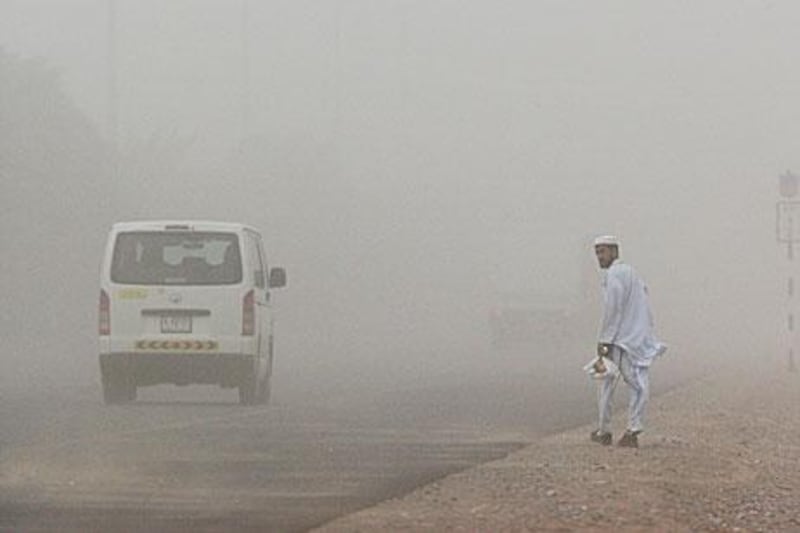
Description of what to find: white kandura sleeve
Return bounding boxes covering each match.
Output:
[598,270,626,344]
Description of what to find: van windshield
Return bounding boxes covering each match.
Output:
[111,231,242,285]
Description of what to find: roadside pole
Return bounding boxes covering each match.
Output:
[777,171,798,372]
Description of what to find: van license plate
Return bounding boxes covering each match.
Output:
[161,315,192,333]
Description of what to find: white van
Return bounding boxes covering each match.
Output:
[98,221,286,405]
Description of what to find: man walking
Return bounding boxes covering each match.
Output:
[590,236,666,448]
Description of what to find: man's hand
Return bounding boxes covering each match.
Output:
[597,343,612,358]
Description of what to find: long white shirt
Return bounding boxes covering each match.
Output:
[599,260,667,367]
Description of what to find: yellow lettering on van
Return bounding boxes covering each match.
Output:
[117,288,148,299]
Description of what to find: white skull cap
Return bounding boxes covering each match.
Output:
[593,235,620,247]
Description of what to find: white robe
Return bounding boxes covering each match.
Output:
[599,260,667,367]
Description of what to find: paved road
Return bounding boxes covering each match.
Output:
[0,350,691,532]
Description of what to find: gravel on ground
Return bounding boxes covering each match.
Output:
[316,363,800,532]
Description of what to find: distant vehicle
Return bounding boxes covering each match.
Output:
[98,221,286,405]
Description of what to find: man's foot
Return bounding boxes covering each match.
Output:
[617,430,640,448]
[590,430,612,445]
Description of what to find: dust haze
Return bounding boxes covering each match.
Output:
[0,1,792,407]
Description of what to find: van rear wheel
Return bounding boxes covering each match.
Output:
[256,374,271,405]
[101,367,136,405]
[255,345,273,405]
[238,357,259,405]
[102,375,121,404]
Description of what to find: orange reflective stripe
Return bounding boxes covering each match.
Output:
[135,339,218,350]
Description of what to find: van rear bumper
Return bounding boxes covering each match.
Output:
[99,352,253,388]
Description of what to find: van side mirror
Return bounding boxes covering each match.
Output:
[268,267,287,288]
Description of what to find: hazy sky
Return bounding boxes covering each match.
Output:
[2,1,797,386]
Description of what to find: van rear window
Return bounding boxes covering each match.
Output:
[111,232,242,285]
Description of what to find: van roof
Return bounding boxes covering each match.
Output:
[111,220,259,234]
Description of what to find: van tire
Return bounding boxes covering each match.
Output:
[256,343,274,405]
[125,382,138,402]
[101,356,136,405]
[102,376,120,404]
[238,357,259,405]
[102,370,136,405]
[256,373,271,405]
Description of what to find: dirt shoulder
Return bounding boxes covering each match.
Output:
[316,363,800,532]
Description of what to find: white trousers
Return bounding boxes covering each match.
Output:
[598,346,649,434]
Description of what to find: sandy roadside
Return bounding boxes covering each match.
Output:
[315,363,800,532]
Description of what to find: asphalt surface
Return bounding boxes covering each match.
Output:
[0,348,691,532]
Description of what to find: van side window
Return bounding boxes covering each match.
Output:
[256,239,268,282]
[245,232,265,289]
